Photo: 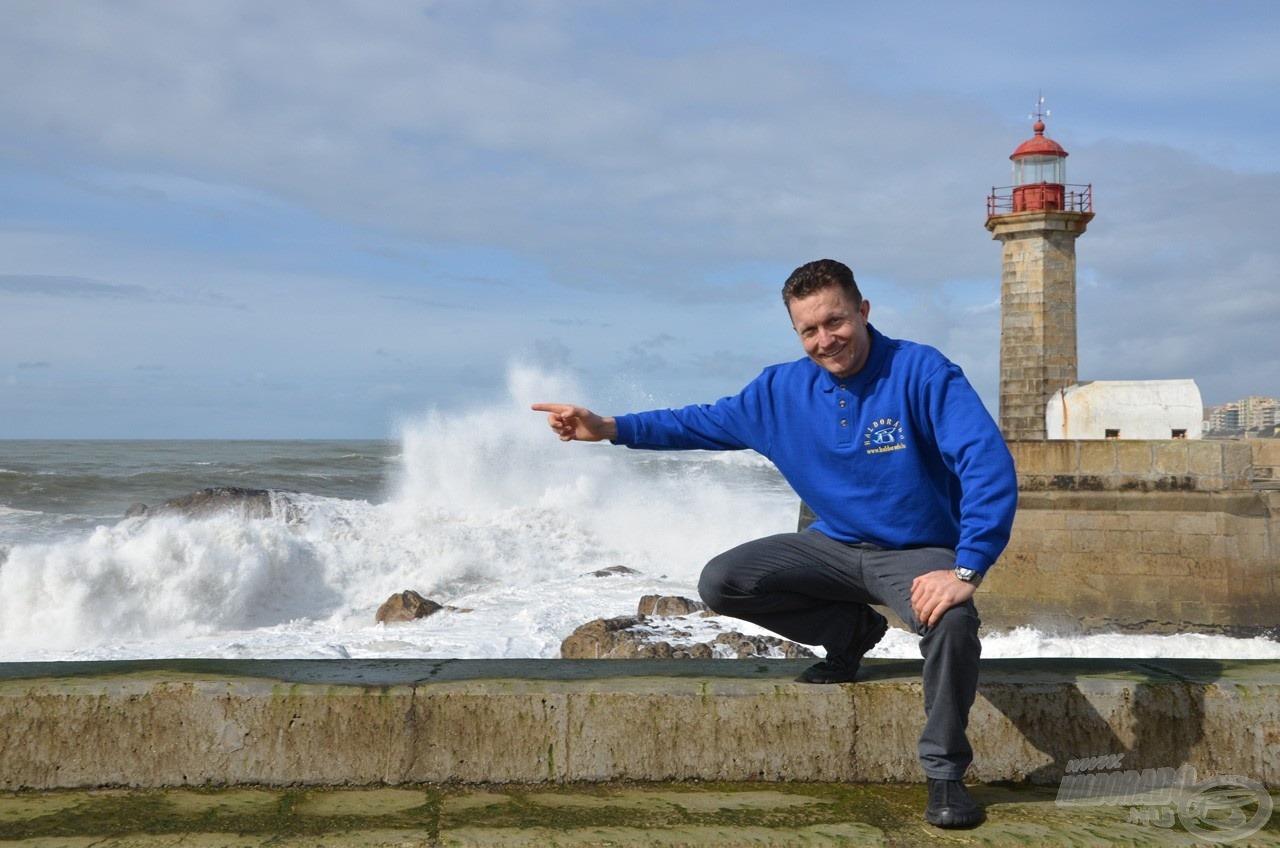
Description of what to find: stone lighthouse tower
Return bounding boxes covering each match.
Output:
[986,109,1094,440]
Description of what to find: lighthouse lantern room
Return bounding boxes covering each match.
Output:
[987,103,1092,218]
[1011,120,1068,212]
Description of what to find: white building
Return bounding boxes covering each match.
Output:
[1045,380,1204,440]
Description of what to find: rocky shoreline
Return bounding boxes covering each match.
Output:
[376,586,815,660]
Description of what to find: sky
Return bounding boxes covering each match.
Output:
[2,1,1279,439]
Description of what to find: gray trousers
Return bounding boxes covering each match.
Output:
[697,530,980,780]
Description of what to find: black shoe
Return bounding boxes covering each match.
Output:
[798,607,888,684]
[925,778,985,828]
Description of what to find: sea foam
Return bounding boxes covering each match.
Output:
[0,364,792,660]
[1,363,1278,663]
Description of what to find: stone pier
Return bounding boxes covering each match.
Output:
[985,438,1280,637]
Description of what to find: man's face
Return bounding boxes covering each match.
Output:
[787,286,872,378]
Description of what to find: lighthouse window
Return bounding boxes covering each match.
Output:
[1013,155,1065,186]
[1105,429,1121,440]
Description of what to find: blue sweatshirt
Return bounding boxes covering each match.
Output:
[612,325,1017,574]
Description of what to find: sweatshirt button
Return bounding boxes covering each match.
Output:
[840,419,848,427]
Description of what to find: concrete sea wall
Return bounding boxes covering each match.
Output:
[2,658,1278,790]
[984,438,1280,637]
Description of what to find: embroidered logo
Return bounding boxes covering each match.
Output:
[863,418,906,455]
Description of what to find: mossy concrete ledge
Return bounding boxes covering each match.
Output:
[2,658,1277,790]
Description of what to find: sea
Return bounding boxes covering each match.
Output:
[3,368,1279,663]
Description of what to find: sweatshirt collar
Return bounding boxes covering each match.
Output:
[817,323,889,391]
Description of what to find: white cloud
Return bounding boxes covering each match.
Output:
[1,0,1277,434]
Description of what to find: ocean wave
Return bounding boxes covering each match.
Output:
[3,365,1278,663]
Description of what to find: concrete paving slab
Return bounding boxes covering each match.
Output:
[0,782,1277,847]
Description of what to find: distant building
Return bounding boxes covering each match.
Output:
[1206,396,1280,435]
[1046,380,1204,440]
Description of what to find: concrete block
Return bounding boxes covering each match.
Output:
[1095,513,1131,532]
[1038,441,1081,475]
[1070,529,1109,553]
[1234,531,1273,562]
[1075,440,1116,473]
[1188,441,1225,476]
[1178,600,1214,625]
[1116,441,1154,475]
[1139,531,1182,556]
[1223,493,1271,518]
[1006,441,1033,473]
[1026,528,1067,554]
[1176,513,1222,536]
[1121,574,1175,603]
[1183,555,1230,581]
[1252,439,1280,470]
[1064,513,1102,531]
[1196,474,1230,491]
[1153,442,1190,475]
[1223,443,1255,478]
[5,659,1276,791]
[1113,553,1164,578]
[1178,533,1212,559]
[1126,512,1175,533]
[1016,508,1068,531]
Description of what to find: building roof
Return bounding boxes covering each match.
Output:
[1011,120,1068,160]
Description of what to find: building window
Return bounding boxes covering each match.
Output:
[1104,429,1121,440]
[1171,429,1187,439]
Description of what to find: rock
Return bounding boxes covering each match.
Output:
[559,616,643,658]
[125,487,296,522]
[712,632,816,659]
[637,595,706,616]
[376,590,445,623]
[559,617,717,659]
[560,598,815,660]
[588,565,641,578]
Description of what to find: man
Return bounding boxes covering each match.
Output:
[533,258,1017,828]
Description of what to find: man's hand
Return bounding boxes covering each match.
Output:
[531,403,617,442]
[910,569,977,629]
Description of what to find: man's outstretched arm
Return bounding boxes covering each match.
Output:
[531,403,618,442]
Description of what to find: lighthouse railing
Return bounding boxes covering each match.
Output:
[987,183,1092,216]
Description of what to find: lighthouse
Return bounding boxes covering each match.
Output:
[986,108,1094,441]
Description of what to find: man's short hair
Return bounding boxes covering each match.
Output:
[782,259,862,307]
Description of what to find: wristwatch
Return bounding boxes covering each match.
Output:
[954,566,984,587]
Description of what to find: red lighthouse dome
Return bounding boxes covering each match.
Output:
[1010,119,1069,212]
[985,103,1092,222]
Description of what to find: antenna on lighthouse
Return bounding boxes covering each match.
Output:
[1029,92,1050,123]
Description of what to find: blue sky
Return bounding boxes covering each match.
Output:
[2,1,1278,438]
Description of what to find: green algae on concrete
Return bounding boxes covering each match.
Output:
[1,782,1277,847]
